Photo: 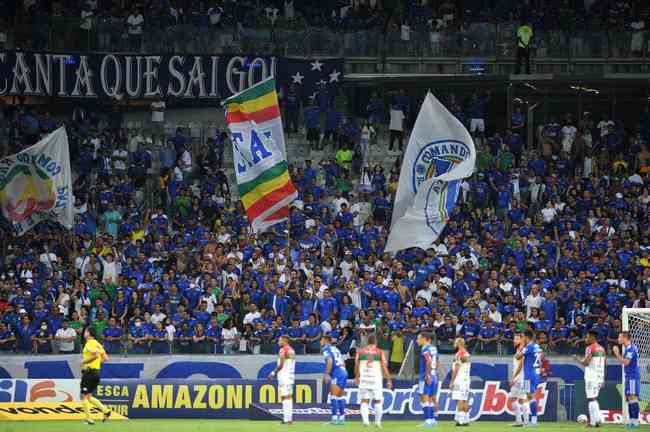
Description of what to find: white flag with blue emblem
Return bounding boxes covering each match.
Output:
[385,92,476,253]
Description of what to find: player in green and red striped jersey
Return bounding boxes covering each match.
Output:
[574,330,605,427]
[355,334,392,428]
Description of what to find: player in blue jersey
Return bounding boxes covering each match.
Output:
[515,330,543,427]
[613,331,641,429]
[322,335,348,425]
[416,332,442,427]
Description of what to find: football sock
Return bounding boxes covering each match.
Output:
[425,402,434,424]
[588,400,599,426]
[522,402,530,424]
[361,402,370,424]
[282,399,292,423]
[629,400,640,424]
[530,399,538,424]
[513,401,522,424]
[82,398,91,420]
[374,402,383,425]
[88,396,109,414]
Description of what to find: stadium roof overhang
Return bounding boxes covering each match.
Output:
[343,72,650,99]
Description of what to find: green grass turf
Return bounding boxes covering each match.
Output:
[0,420,623,432]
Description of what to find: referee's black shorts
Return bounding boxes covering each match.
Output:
[81,369,101,395]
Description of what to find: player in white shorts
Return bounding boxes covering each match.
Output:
[574,330,605,427]
[355,334,392,428]
[510,332,528,427]
[450,338,471,426]
[268,335,296,424]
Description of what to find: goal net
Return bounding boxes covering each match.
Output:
[397,340,418,380]
[622,308,650,420]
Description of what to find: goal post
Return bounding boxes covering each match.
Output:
[621,308,650,422]
[397,340,417,380]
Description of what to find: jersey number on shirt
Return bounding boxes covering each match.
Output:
[533,352,542,370]
[331,350,343,368]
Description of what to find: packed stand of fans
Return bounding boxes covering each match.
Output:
[1,0,649,57]
[0,86,649,361]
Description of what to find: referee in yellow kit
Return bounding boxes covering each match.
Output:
[80,326,111,424]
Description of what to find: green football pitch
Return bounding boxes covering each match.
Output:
[0,420,623,432]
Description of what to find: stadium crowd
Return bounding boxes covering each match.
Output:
[0,86,649,366]
[1,0,649,56]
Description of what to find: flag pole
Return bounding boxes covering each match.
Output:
[286,207,291,265]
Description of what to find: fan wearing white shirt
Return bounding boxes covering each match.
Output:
[180,148,193,176]
[541,201,558,223]
[432,242,449,256]
[332,193,350,215]
[39,246,58,270]
[389,103,406,151]
[150,97,166,135]
[594,218,615,238]
[488,304,502,324]
[524,285,543,318]
[561,122,577,153]
[216,226,231,243]
[200,292,218,313]
[243,304,261,325]
[79,4,94,50]
[126,7,144,52]
[173,165,184,181]
[98,252,120,285]
[340,253,358,280]
[416,285,434,304]
[597,119,614,138]
[112,147,128,176]
[151,304,167,325]
[437,270,452,289]
[55,321,77,354]
[631,19,646,56]
[284,0,295,20]
[265,6,279,25]
[221,322,238,355]
[208,6,223,27]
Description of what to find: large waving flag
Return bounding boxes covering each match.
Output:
[224,77,296,232]
[0,127,74,235]
[385,93,476,252]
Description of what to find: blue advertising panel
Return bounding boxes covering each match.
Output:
[91,378,557,420]
[319,380,558,422]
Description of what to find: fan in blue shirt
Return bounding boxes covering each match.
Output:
[304,104,321,129]
[103,320,124,354]
[318,291,338,322]
[0,323,16,352]
[383,286,401,312]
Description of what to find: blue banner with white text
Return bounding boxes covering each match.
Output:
[0,51,342,101]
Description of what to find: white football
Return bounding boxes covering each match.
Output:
[577,414,588,423]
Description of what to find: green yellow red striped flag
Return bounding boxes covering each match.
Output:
[224,77,296,232]
[225,78,282,125]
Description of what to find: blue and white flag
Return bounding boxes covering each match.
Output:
[385,92,476,253]
[0,127,74,236]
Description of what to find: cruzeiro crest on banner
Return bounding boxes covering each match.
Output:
[412,139,473,235]
[0,163,56,223]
